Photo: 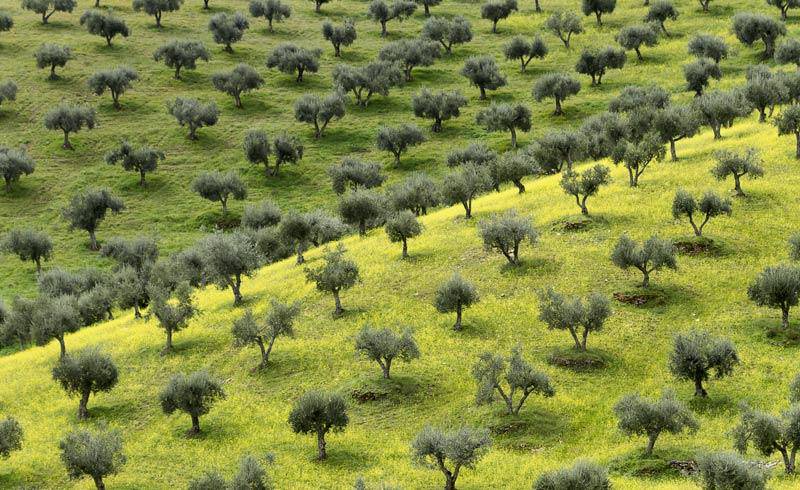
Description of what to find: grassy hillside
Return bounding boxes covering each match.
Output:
[0,0,790,299]
[3,115,800,488]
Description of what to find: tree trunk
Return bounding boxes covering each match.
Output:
[62,130,72,150]
[190,414,201,434]
[454,304,462,331]
[358,220,366,236]
[635,47,643,61]
[58,336,66,358]
[164,328,173,354]
[92,475,106,490]
[221,198,228,215]
[315,1,321,12]
[641,269,650,288]
[694,375,707,397]
[334,44,340,56]
[140,170,147,186]
[424,3,430,15]
[596,12,602,25]
[333,289,343,317]
[232,277,242,305]
[479,86,486,100]
[234,93,242,108]
[133,303,141,319]
[554,98,563,116]
[401,238,408,258]
[492,20,498,33]
[733,174,744,196]
[78,390,90,420]
[444,472,456,490]
[155,12,162,27]
[758,108,766,123]
[317,431,327,459]
[535,0,541,12]
[645,433,658,455]
[795,132,800,159]
[88,230,99,251]
[510,128,517,148]
[174,66,182,79]
[514,179,525,193]
[380,21,387,37]
[782,306,790,329]
[257,338,268,368]
[35,257,42,274]
[268,18,273,32]
[669,139,677,161]
[382,359,392,379]
[296,243,305,264]
[204,0,210,8]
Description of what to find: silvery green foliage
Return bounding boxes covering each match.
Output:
[59,427,126,488]
[533,460,611,490]
[613,389,698,455]
[208,12,249,52]
[460,56,506,100]
[671,189,731,236]
[478,209,537,266]
[304,246,359,316]
[473,344,554,414]
[354,325,420,378]
[88,66,138,109]
[159,370,225,435]
[266,43,322,82]
[421,16,472,54]
[288,390,349,460]
[538,288,612,351]
[153,40,209,79]
[611,234,676,287]
[434,272,479,330]
[748,264,800,329]
[411,426,491,490]
[668,330,738,397]
[167,97,219,140]
[698,452,767,490]
[322,19,356,56]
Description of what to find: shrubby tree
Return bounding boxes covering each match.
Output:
[355,325,419,378]
[280,212,312,264]
[422,16,472,54]
[208,12,249,52]
[616,23,658,61]
[80,9,129,46]
[478,210,537,266]
[387,172,440,215]
[644,0,678,36]
[688,34,728,64]
[294,91,346,138]
[241,200,281,230]
[412,89,467,132]
[582,0,615,25]
[653,105,701,160]
[533,460,611,490]
[733,404,800,474]
[434,272,479,330]
[609,84,670,112]
[748,264,800,329]
[473,345,554,415]
[322,19,356,57]
[329,157,385,194]
[698,453,767,490]
[538,288,612,351]
[148,282,196,353]
[580,111,628,160]
[481,0,517,34]
[575,47,626,85]
[111,266,147,318]
[545,10,583,48]
[683,57,721,96]
[243,129,272,175]
[332,61,403,108]
[411,426,491,490]
[0,80,17,109]
[306,210,348,247]
[44,103,96,150]
[533,73,580,115]
[560,165,611,215]
[52,347,119,419]
[384,211,422,258]
[132,0,183,27]
[197,231,261,305]
[767,0,800,21]
[0,146,35,192]
[160,370,226,435]
[62,189,124,250]
[3,229,52,273]
[338,188,384,235]
[744,69,786,122]
[693,90,752,139]
[266,43,321,82]
[367,0,416,37]
[776,104,800,159]
[22,0,76,24]
[249,0,291,32]
[441,163,492,219]
[232,300,299,369]
[167,97,218,140]
[503,35,547,72]
[475,103,530,148]
[671,189,731,236]
[153,40,209,80]
[212,64,263,108]
[35,43,72,80]
[790,234,800,262]
[30,295,80,357]
[59,427,125,490]
[0,417,22,460]
[777,38,800,67]
[378,38,440,82]
[613,389,698,455]
[105,140,164,186]
[447,143,498,170]
[732,12,786,59]
[611,234,676,287]
[611,131,665,187]
[192,170,246,215]
[669,330,738,397]
[288,390,349,460]
[88,66,138,110]
[711,148,763,196]
[272,132,304,175]
[460,56,507,100]
[0,14,11,36]
[376,124,426,166]
[305,246,359,316]
[415,0,440,16]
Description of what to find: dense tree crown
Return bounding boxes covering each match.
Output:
[421,16,472,54]
[59,427,126,490]
[481,0,517,34]
[614,389,698,455]
[250,0,291,31]
[668,330,738,397]
[266,43,322,82]
[160,370,226,435]
[411,426,491,490]
[62,188,124,250]
[132,0,183,27]
[153,40,209,79]
[546,10,583,48]
[288,390,349,460]
[611,234,677,287]
[22,0,77,24]
[208,12,249,52]
[534,461,611,490]
[80,9,130,46]
[88,66,138,110]
[322,19,356,56]
[472,345,554,415]
[0,146,35,192]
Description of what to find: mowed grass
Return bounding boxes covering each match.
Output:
[3,117,800,488]
[0,0,790,298]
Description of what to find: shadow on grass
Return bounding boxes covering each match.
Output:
[608,447,697,480]
[688,392,740,417]
[547,347,613,371]
[488,406,569,451]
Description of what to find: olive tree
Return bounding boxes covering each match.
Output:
[777,38,800,67]
[329,157,386,195]
[421,16,472,54]
[294,91,346,138]
[545,10,583,48]
[288,390,349,460]
[52,347,119,419]
[559,165,611,215]
[3,229,52,273]
[0,146,34,192]
[59,427,125,490]
[473,345,554,415]
[460,56,507,100]
[776,104,800,158]
[0,417,22,460]
[105,140,164,186]
[644,0,678,36]
[148,282,197,353]
[212,63,263,108]
[478,210,537,266]
[322,19,356,56]
[242,129,272,176]
[698,453,767,490]
[688,33,728,64]
[611,234,676,287]
[378,38,440,82]
[475,103,530,148]
[387,172,440,216]
[167,97,218,140]
[732,12,786,59]
[355,325,419,378]
[711,148,763,196]
[683,58,722,96]
[266,43,321,82]
[280,212,312,264]
[411,426,491,490]
[767,0,800,20]
[0,14,11,36]
[44,102,96,150]
[582,0,615,25]
[441,163,493,219]
[575,47,626,85]
[733,404,800,474]
[653,104,701,160]
[748,264,800,329]
[80,9,129,46]
[272,132,304,175]
[88,66,138,110]
[671,189,731,236]
[305,246,359,316]
[0,80,17,109]
[249,0,291,32]
[538,288,612,351]
[493,151,536,193]
[534,461,611,490]
[22,0,76,24]
[192,170,246,215]
[153,40,209,79]
[412,89,467,133]
[332,61,403,108]
[232,300,300,369]
[208,12,249,52]
[743,67,784,120]
[197,231,261,305]
[62,189,124,250]
[35,43,72,80]
[503,35,547,72]
[434,272,479,330]
[385,211,422,258]
[132,0,183,27]
[376,124,426,166]
[367,0,416,37]
[241,200,281,230]
[611,131,665,187]
[669,330,738,397]
[338,188,384,235]
[160,370,226,435]
[30,295,80,357]
[533,73,580,115]
[616,23,658,61]
[309,0,333,13]
[481,0,517,34]
[693,90,752,139]
[415,0,440,16]
[614,389,698,455]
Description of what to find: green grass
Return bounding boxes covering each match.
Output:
[3,0,800,488]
